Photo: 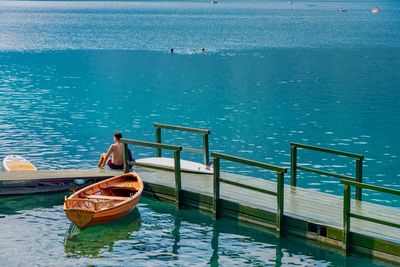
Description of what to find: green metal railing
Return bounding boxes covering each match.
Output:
[290,143,364,200]
[154,123,211,165]
[211,152,287,235]
[341,180,400,251]
[120,138,183,208]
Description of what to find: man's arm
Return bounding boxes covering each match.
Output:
[101,145,114,167]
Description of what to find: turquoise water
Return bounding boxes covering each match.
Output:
[0,193,392,266]
[1,1,399,204]
[0,0,400,265]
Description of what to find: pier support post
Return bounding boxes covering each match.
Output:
[355,159,363,201]
[203,134,210,165]
[213,157,220,219]
[174,150,182,208]
[290,145,297,187]
[123,143,130,173]
[276,171,285,236]
[155,126,162,157]
[343,184,351,252]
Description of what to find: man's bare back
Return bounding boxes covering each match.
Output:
[109,143,123,165]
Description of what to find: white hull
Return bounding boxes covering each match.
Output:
[135,157,213,174]
[2,155,37,171]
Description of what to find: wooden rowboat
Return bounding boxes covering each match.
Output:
[64,172,143,230]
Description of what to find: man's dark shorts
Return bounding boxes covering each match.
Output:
[107,159,123,170]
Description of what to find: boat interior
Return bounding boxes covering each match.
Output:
[66,178,141,211]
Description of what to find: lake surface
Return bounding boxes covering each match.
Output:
[0,193,392,266]
[0,0,399,265]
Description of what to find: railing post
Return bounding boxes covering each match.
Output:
[155,126,162,157]
[213,157,220,219]
[343,184,351,252]
[355,159,363,201]
[276,171,284,236]
[290,144,297,187]
[174,150,182,208]
[203,133,210,165]
[123,143,129,173]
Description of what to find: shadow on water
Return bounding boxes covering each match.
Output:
[0,192,65,215]
[64,208,141,258]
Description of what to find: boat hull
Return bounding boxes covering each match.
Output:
[2,155,37,171]
[64,172,143,229]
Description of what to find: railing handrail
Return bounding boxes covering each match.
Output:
[341,180,400,196]
[297,166,355,181]
[212,152,286,235]
[154,122,210,165]
[290,142,364,159]
[342,180,400,251]
[121,138,182,151]
[154,123,210,135]
[291,142,364,201]
[211,152,287,174]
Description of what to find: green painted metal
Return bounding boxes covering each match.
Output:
[121,138,181,151]
[203,133,210,165]
[290,143,364,201]
[276,172,284,235]
[290,142,364,159]
[350,213,400,229]
[123,143,130,173]
[296,166,355,181]
[155,127,162,157]
[181,147,203,154]
[211,152,287,174]
[341,180,400,196]
[343,184,351,251]
[174,150,182,208]
[211,151,287,234]
[154,123,210,135]
[355,159,363,201]
[350,232,400,257]
[153,123,211,165]
[213,157,220,219]
[290,145,297,187]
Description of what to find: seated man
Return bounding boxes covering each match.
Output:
[98,132,125,170]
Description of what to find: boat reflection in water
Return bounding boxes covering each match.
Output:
[64,208,141,258]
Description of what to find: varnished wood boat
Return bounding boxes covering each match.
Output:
[64,172,143,230]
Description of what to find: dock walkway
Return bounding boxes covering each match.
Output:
[135,167,400,245]
[1,123,399,263]
[0,167,399,263]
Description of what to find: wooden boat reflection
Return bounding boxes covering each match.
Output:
[64,208,141,257]
[64,172,143,230]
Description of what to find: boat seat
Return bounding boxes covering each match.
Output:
[85,195,130,201]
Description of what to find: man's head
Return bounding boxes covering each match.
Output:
[114,132,122,141]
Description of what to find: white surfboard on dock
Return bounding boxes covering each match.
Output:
[2,155,37,172]
[135,157,213,174]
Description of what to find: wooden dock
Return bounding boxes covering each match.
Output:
[133,167,400,263]
[1,166,398,263]
[1,124,399,264]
